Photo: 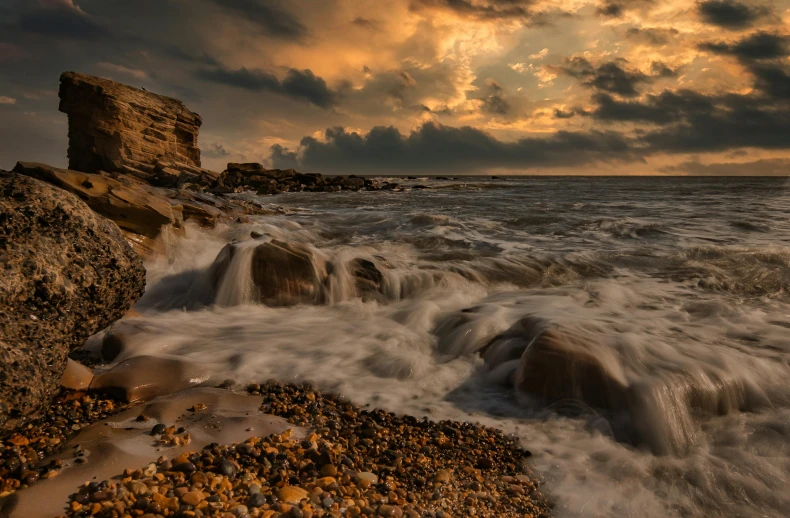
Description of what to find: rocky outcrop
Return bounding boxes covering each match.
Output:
[210,240,390,306]
[14,162,183,256]
[218,163,396,194]
[58,72,218,187]
[0,173,145,431]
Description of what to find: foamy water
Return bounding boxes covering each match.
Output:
[120,177,790,517]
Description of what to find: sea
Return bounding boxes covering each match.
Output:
[130,176,790,517]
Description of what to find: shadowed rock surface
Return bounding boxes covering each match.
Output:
[0,173,145,431]
[58,72,218,187]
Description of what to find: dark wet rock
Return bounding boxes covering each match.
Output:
[211,240,328,306]
[58,71,219,187]
[89,356,212,403]
[0,173,145,431]
[511,318,628,411]
[349,258,385,301]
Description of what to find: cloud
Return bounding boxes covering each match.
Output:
[697,0,767,30]
[98,62,149,80]
[750,64,790,100]
[660,158,790,175]
[202,142,231,158]
[17,0,107,40]
[701,32,789,62]
[195,66,336,108]
[410,0,533,21]
[596,0,653,18]
[476,80,511,115]
[624,27,680,46]
[554,57,674,97]
[351,17,380,30]
[591,89,790,152]
[0,96,17,104]
[268,122,636,174]
[206,0,307,40]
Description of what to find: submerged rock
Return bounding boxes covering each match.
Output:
[511,318,628,411]
[58,71,219,187]
[0,173,145,431]
[211,240,329,306]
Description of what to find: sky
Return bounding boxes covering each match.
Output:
[1,0,789,175]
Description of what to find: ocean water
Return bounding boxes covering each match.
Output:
[124,176,790,517]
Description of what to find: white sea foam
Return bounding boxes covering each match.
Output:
[109,177,790,517]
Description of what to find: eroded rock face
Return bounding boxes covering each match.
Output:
[58,71,217,186]
[14,162,183,256]
[211,240,329,306]
[0,173,145,431]
[511,318,629,411]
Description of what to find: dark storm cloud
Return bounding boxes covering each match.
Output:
[554,57,675,97]
[410,0,533,20]
[553,107,589,119]
[624,27,680,46]
[660,158,790,176]
[750,64,790,100]
[195,67,336,108]
[596,3,624,17]
[697,0,767,30]
[596,0,652,18]
[701,32,789,62]
[269,122,636,174]
[590,90,790,152]
[17,0,108,40]
[476,80,511,115]
[206,0,307,40]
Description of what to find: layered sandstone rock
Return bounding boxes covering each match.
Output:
[0,173,145,431]
[58,71,218,186]
[14,162,183,256]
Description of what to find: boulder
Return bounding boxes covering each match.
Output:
[58,71,217,186]
[0,173,145,431]
[211,240,328,306]
[13,161,183,256]
[505,318,629,411]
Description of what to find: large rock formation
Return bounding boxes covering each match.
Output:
[14,162,183,256]
[58,71,218,187]
[0,173,146,431]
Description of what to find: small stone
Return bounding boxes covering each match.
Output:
[434,470,451,483]
[151,424,167,435]
[378,505,403,517]
[217,458,237,478]
[278,486,309,505]
[173,462,197,473]
[248,493,267,507]
[182,491,204,506]
[356,472,378,488]
[319,464,337,477]
[477,458,494,470]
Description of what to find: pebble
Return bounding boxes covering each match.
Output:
[59,382,550,518]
